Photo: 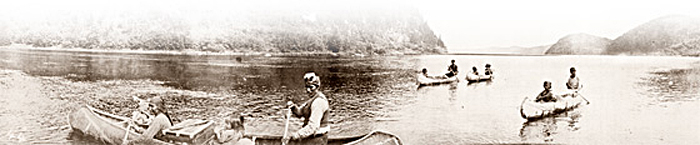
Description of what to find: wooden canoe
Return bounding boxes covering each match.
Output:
[519,90,587,120]
[417,74,459,86]
[69,105,216,145]
[465,74,492,82]
[245,130,403,145]
[68,105,172,145]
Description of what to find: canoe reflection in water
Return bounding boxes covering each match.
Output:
[448,83,458,102]
[519,109,582,143]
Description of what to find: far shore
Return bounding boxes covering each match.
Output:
[0,44,435,57]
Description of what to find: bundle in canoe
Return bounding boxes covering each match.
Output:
[68,105,215,145]
[519,90,587,120]
[465,74,492,82]
[246,130,403,145]
[417,74,459,86]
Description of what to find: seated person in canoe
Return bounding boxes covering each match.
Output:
[211,116,253,145]
[470,66,479,75]
[566,67,582,91]
[421,68,446,79]
[484,64,493,75]
[129,96,174,143]
[283,72,332,145]
[445,59,459,77]
[535,81,557,103]
[130,96,153,133]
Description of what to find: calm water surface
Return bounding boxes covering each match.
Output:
[1,49,699,144]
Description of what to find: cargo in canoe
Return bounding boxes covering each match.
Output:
[68,105,215,145]
[417,74,459,86]
[465,74,492,82]
[519,90,587,120]
[245,130,403,145]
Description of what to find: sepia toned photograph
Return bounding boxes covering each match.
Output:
[1,0,699,144]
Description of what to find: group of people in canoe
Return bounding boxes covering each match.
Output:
[420,60,586,108]
[123,71,331,145]
[535,67,582,103]
[420,59,493,82]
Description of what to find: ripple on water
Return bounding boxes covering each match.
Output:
[640,68,700,104]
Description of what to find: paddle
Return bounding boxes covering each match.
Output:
[575,84,590,104]
[122,120,132,145]
[282,108,292,145]
[121,96,143,145]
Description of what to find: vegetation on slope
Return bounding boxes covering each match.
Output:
[0,2,445,55]
[606,15,700,56]
[545,33,611,55]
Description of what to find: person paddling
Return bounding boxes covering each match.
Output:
[282,71,331,145]
[471,66,479,75]
[566,67,581,90]
[535,81,557,103]
[445,60,459,77]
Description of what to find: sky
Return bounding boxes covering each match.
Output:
[410,0,700,50]
[3,0,700,51]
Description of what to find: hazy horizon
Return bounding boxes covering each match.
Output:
[3,0,700,52]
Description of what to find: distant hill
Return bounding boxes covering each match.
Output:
[606,15,700,56]
[0,2,445,55]
[545,33,611,55]
[458,45,551,55]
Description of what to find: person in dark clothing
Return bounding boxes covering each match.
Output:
[471,66,479,75]
[535,81,556,103]
[445,60,459,77]
[484,64,493,75]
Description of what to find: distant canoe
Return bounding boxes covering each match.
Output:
[466,74,492,82]
[417,75,459,86]
[519,91,587,120]
[246,130,403,145]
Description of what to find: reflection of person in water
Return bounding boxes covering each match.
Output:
[519,118,557,142]
[448,83,458,102]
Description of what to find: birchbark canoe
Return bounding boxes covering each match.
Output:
[519,90,587,120]
[465,74,492,82]
[246,130,403,145]
[68,105,173,145]
[418,75,459,86]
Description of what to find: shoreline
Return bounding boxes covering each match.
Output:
[0,44,435,57]
[4,44,699,58]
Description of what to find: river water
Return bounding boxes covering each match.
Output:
[1,49,699,144]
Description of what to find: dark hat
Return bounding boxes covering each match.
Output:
[485,64,491,67]
[570,67,576,71]
[303,72,321,88]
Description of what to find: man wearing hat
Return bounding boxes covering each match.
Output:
[282,71,331,144]
[566,67,581,90]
